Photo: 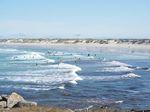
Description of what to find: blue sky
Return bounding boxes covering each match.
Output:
[0,0,150,38]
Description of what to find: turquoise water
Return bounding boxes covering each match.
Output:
[0,44,150,110]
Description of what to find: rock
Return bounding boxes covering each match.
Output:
[7,92,24,108]
[63,92,71,96]
[0,101,7,108]
[1,95,8,101]
[67,109,74,112]
[17,100,37,107]
[0,96,2,101]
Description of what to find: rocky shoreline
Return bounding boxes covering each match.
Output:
[0,92,37,110]
[0,92,150,112]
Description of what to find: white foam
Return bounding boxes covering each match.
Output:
[121,73,141,78]
[0,63,82,90]
[58,85,65,89]
[0,48,19,53]
[0,84,55,91]
[82,73,141,81]
[115,100,124,104]
[12,52,45,60]
[45,59,55,63]
[11,52,55,62]
[69,80,78,85]
[19,86,52,91]
[100,66,134,72]
[103,61,132,67]
[135,66,141,69]
[43,63,82,73]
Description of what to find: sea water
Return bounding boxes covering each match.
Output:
[0,44,150,110]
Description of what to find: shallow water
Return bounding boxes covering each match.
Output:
[0,44,150,110]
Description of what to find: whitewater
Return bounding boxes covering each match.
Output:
[0,44,150,110]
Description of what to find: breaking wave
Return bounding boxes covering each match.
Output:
[82,73,141,81]
[0,63,82,90]
[101,61,132,67]
[99,66,134,72]
[11,52,55,62]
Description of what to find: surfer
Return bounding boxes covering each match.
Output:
[75,60,77,63]
[58,59,63,65]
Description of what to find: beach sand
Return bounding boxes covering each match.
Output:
[0,42,150,49]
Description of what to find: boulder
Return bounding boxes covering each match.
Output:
[7,92,24,108]
[0,96,2,101]
[0,101,6,108]
[17,100,37,107]
[1,95,8,101]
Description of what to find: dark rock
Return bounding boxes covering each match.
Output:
[1,95,8,101]
[7,92,24,108]
[63,92,71,96]
[144,110,150,112]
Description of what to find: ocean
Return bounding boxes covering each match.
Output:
[0,44,150,110]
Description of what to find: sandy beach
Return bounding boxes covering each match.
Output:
[0,39,150,50]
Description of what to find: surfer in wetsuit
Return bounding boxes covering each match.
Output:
[75,60,77,63]
[58,58,63,65]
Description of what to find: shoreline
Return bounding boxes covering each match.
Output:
[0,39,150,49]
[0,39,150,111]
[1,105,150,112]
[0,42,150,50]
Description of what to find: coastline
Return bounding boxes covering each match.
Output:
[0,39,150,112]
[0,40,150,49]
[1,105,149,112]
